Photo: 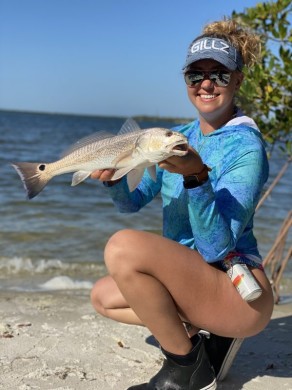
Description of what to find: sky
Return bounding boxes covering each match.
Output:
[0,0,265,119]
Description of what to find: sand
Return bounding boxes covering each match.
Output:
[0,289,292,390]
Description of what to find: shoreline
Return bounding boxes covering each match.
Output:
[1,290,292,390]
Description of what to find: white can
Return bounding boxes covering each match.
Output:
[227,263,262,302]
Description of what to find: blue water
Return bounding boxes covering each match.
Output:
[0,110,291,292]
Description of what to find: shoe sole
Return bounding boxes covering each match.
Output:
[216,338,244,381]
[201,378,217,390]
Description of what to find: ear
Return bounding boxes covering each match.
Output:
[235,72,244,90]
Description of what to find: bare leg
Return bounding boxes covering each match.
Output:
[91,275,199,332]
[91,274,143,325]
[103,229,273,355]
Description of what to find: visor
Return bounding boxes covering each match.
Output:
[182,37,243,71]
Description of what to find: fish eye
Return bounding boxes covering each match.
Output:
[166,131,173,137]
[39,164,46,171]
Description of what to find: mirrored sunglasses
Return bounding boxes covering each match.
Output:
[184,70,232,87]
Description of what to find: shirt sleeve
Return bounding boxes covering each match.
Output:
[105,169,162,213]
[186,147,269,261]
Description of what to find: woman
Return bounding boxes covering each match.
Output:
[90,19,274,390]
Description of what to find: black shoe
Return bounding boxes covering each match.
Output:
[203,333,244,381]
[127,335,216,390]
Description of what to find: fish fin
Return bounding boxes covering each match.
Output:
[61,119,142,158]
[71,171,91,186]
[11,162,51,199]
[126,168,145,191]
[111,168,144,191]
[147,165,157,181]
[112,149,134,166]
[111,166,134,181]
[61,130,115,158]
[117,118,141,135]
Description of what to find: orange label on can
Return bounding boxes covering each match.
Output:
[232,273,244,287]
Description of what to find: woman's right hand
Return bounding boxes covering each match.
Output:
[91,169,122,186]
[91,169,116,181]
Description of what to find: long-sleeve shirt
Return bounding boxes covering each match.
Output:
[105,113,269,264]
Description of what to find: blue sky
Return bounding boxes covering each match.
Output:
[0,0,264,118]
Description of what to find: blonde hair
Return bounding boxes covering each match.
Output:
[200,19,261,68]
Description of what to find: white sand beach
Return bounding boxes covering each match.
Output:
[1,289,292,390]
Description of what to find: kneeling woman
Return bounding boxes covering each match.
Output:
[90,19,273,390]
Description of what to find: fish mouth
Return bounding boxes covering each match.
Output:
[171,141,188,155]
[173,143,188,151]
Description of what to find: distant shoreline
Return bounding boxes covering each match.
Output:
[0,108,194,124]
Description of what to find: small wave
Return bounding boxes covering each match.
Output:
[0,257,68,274]
[0,256,106,293]
[39,276,93,291]
[0,256,106,276]
[0,257,71,274]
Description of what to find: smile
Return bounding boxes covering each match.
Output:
[199,94,218,99]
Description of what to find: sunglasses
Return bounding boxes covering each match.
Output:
[184,70,232,87]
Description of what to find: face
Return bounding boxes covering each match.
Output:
[185,59,244,125]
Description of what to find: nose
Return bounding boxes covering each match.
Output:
[200,77,215,89]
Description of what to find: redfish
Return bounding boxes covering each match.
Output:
[12,118,188,199]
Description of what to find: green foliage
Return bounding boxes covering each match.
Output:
[232,0,292,158]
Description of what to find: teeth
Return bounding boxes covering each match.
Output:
[201,94,216,99]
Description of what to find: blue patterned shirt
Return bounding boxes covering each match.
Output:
[106,114,269,263]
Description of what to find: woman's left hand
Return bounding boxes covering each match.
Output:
[158,146,204,176]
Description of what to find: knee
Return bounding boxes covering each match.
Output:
[104,229,136,274]
[90,279,111,318]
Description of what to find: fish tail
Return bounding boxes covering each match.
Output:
[12,162,52,199]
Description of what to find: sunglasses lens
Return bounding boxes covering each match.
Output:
[184,72,204,86]
[210,72,231,86]
[184,71,231,87]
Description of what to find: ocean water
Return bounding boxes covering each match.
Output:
[0,110,291,292]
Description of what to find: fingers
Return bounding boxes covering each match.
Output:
[158,160,179,172]
[158,147,204,176]
[91,169,116,182]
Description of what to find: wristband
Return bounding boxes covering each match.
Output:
[183,164,211,189]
